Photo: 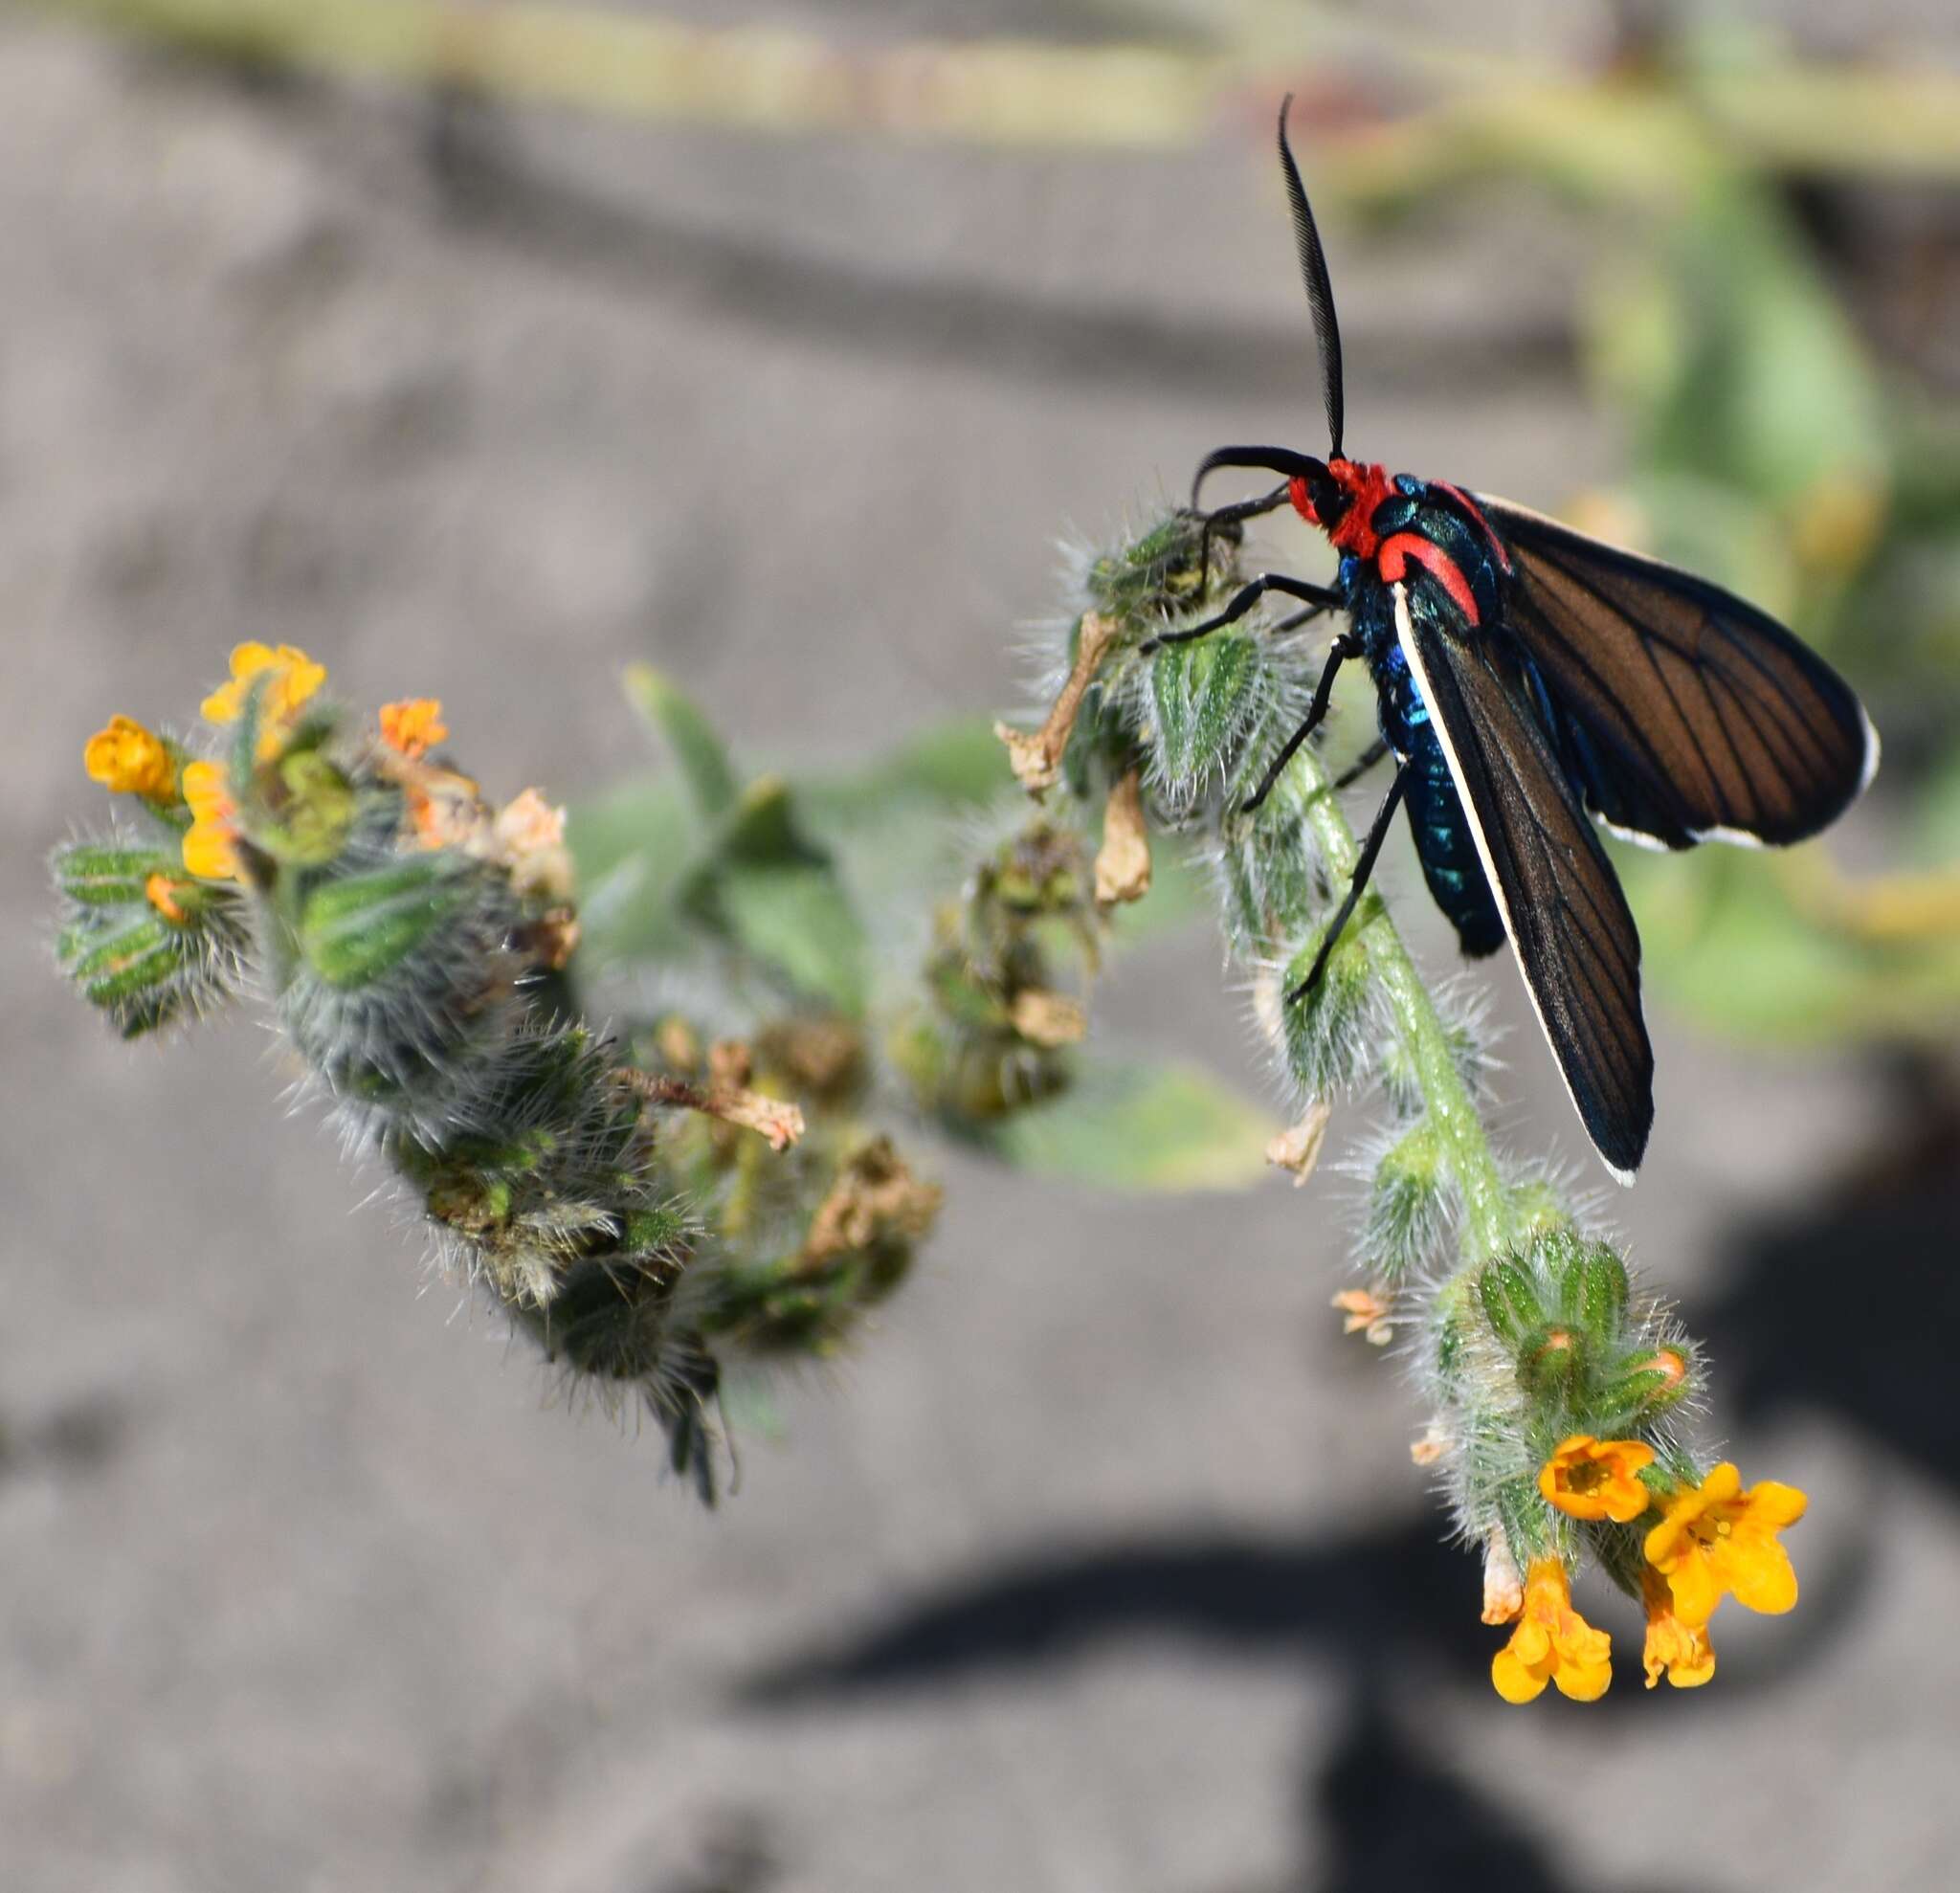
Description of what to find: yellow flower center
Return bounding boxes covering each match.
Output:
[1539,1435,1654,1524]
[1644,1462,1807,1625]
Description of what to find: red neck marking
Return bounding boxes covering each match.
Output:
[1288,457,1393,560]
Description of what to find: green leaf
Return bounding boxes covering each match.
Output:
[797,715,1011,827]
[1914,747,1960,869]
[624,663,740,820]
[711,860,868,1014]
[1620,474,1799,622]
[1587,181,1885,505]
[794,717,1014,918]
[683,777,869,1014]
[1619,846,1960,1044]
[565,780,696,963]
[713,774,825,867]
[979,1060,1274,1191]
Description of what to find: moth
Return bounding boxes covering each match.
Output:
[1157,100,1879,1181]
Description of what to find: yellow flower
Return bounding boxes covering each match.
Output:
[83,715,177,802]
[200,642,326,736]
[180,761,241,881]
[1539,1435,1656,1524]
[1641,1568,1715,1690]
[1643,1462,1807,1626]
[1490,1558,1613,1704]
[379,698,448,760]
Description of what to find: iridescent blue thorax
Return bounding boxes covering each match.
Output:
[1326,475,1514,960]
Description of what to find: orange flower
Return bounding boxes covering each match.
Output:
[200,642,326,752]
[1490,1558,1613,1704]
[180,761,240,881]
[1644,1462,1806,1626]
[83,715,177,802]
[1539,1435,1656,1524]
[1331,1286,1394,1346]
[400,765,483,852]
[1641,1568,1715,1690]
[495,787,573,901]
[145,873,190,924]
[1634,1348,1688,1393]
[379,698,448,760]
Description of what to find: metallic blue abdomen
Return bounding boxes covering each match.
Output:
[1339,553,1505,960]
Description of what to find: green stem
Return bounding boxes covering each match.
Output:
[1273,747,1512,1261]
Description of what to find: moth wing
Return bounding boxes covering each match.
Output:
[1395,588,1654,1182]
[1481,497,1877,847]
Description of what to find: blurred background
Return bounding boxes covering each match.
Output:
[5,1,1960,1888]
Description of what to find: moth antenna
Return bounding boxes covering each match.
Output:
[1277,95,1346,461]
[1190,444,1328,511]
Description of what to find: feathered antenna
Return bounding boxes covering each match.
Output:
[1278,94,1345,461]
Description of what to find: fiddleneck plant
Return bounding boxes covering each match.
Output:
[55,644,940,1499]
[56,574,1810,1697]
[991,509,1808,1700]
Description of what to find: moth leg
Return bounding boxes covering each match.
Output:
[1240,634,1362,813]
[1192,480,1291,591]
[1285,763,1411,1004]
[1329,737,1390,792]
[1142,574,1342,655]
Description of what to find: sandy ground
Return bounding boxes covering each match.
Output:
[4,7,1958,1890]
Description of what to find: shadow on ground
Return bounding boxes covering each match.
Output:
[1707,1056,1960,1495]
[739,1077,1959,1887]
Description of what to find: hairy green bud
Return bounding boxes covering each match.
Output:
[297,856,486,991]
[53,840,177,907]
[1478,1255,1546,1351]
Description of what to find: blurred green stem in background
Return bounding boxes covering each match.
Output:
[26,0,1960,174]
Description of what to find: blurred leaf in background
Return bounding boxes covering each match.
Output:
[573,671,1274,1191]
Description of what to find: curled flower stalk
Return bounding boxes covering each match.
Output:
[995,509,1809,1698]
[53,647,940,1497]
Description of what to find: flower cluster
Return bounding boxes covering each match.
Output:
[54,644,941,1489]
[1489,1442,1807,1698]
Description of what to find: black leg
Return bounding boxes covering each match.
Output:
[1330,737,1390,792]
[1192,480,1290,590]
[1142,574,1343,655]
[1285,763,1410,1004]
[1240,635,1360,813]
